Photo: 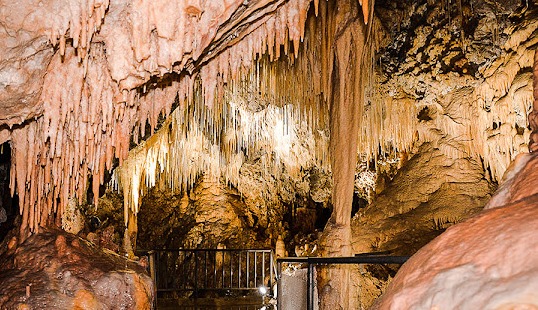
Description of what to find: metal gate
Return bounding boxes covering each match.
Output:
[147,249,276,297]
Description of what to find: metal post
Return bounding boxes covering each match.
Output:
[277,260,282,308]
[213,252,218,288]
[270,251,274,293]
[204,251,208,288]
[221,251,225,288]
[307,262,312,310]
[262,252,265,287]
[230,251,233,288]
[153,251,158,290]
[246,252,250,288]
[254,252,258,287]
[181,251,185,290]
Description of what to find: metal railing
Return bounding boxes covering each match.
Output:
[145,249,276,297]
[277,254,409,310]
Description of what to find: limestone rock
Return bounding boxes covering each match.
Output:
[352,143,495,256]
[0,228,154,309]
[137,177,264,250]
[373,153,538,309]
[351,143,495,309]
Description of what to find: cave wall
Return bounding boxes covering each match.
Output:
[348,1,538,307]
[84,0,537,266]
[355,0,537,248]
[136,177,267,250]
[373,152,538,309]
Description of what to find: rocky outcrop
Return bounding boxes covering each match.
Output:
[346,1,538,306]
[372,152,538,309]
[0,228,153,309]
[137,177,269,250]
[350,143,495,308]
[352,143,495,256]
[362,0,535,183]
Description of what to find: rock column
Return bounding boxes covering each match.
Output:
[318,0,366,309]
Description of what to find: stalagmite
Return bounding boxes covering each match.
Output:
[529,49,538,151]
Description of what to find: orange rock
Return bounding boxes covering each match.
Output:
[72,290,100,310]
[132,273,154,308]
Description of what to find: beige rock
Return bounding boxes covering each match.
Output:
[352,143,495,256]
[373,153,538,309]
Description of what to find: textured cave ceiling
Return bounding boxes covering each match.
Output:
[0,0,536,238]
[0,0,373,235]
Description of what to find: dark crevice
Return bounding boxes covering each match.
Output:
[352,193,368,217]
[0,142,19,243]
[417,106,433,121]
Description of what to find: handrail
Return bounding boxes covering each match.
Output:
[276,254,410,310]
[139,248,274,252]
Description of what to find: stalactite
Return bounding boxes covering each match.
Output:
[113,0,380,231]
[116,0,342,223]
[47,0,109,62]
[360,12,536,183]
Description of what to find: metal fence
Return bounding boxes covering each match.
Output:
[277,254,410,310]
[146,249,276,297]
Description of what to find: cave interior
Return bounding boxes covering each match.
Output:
[1,0,538,309]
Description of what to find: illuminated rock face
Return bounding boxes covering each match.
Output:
[372,153,538,309]
[0,228,153,309]
[348,1,538,307]
[1,0,538,308]
[136,178,268,250]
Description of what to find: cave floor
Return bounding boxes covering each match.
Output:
[158,297,265,310]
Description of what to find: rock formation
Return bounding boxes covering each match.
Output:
[348,1,538,307]
[0,228,153,309]
[372,153,538,309]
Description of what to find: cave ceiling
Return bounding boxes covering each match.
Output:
[0,0,374,235]
[0,0,536,237]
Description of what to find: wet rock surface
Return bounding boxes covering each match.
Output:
[0,228,154,309]
[373,153,538,309]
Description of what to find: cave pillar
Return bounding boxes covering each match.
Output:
[529,49,538,152]
[318,0,365,309]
